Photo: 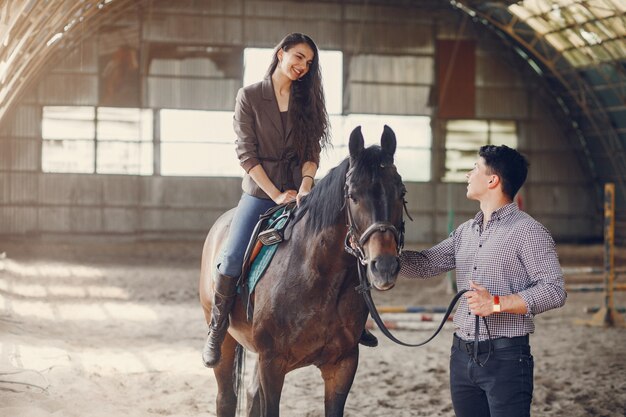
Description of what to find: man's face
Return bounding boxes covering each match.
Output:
[465,157,494,201]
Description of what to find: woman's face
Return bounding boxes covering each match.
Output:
[276,42,315,81]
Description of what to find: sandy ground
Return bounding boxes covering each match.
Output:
[1,239,625,417]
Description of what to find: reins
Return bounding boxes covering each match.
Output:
[354,261,492,366]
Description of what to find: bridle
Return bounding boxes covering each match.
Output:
[342,165,409,265]
[342,165,492,365]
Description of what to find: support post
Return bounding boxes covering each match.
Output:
[584,183,626,327]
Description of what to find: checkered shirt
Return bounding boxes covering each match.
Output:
[400,202,566,341]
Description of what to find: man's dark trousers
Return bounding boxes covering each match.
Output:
[450,334,534,417]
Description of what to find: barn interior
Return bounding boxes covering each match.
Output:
[1,1,625,416]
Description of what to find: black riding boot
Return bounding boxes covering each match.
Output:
[359,328,378,347]
[202,272,238,368]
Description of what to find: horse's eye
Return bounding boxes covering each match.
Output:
[348,193,357,203]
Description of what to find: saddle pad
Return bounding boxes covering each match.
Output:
[247,208,290,294]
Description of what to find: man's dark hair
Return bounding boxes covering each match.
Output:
[479,144,529,200]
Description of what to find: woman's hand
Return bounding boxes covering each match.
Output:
[296,173,315,207]
[296,189,310,207]
[274,190,297,205]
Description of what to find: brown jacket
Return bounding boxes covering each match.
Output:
[233,77,321,199]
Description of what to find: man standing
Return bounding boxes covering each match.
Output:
[400,145,566,417]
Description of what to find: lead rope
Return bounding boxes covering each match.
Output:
[356,261,463,347]
[473,314,493,367]
[356,260,492,365]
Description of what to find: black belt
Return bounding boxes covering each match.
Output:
[453,333,529,355]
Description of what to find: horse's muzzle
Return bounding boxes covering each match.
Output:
[368,255,400,291]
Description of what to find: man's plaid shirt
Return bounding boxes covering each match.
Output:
[400,202,566,341]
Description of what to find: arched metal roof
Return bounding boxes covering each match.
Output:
[453,0,626,212]
[0,0,135,122]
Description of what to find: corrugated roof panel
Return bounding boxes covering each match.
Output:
[39,174,102,205]
[102,208,137,233]
[245,1,341,20]
[146,77,238,110]
[527,150,588,182]
[9,173,38,204]
[102,176,140,206]
[0,105,40,138]
[9,138,39,171]
[344,21,434,54]
[0,207,37,234]
[476,87,529,119]
[476,52,525,87]
[0,140,8,171]
[53,38,98,72]
[143,14,243,44]
[149,54,239,78]
[349,55,433,84]
[68,207,102,233]
[345,2,430,23]
[347,83,431,115]
[243,19,343,50]
[150,0,243,15]
[0,172,7,202]
[38,206,70,233]
[38,74,98,105]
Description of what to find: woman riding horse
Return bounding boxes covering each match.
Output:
[199,32,376,369]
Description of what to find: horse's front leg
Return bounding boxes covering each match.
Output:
[257,356,286,417]
[212,332,239,417]
[320,350,359,417]
[246,359,261,417]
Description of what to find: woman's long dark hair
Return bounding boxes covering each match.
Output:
[266,33,331,163]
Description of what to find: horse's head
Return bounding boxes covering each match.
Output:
[345,125,406,291]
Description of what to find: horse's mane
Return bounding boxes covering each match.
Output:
[293,158,350,234]
[294,144,394,234]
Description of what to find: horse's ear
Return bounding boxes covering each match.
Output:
[349,126,364,158]
[381,125,396,156]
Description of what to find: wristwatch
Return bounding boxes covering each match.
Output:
[492,295,501,313]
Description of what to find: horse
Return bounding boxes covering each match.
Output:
[199,125,407,417]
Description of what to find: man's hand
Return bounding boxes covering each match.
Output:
[464,280,494,317]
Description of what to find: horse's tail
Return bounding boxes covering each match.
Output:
[233,342,245,413]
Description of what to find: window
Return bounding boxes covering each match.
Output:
[444,120,517,182]
[96,107,153,175]
[42,106,95,173]
[42,106,153,175]
[321,115,431,182]
[160,110,237,176]
[41,48,433,181]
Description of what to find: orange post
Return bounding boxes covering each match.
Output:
[583,183,626,327]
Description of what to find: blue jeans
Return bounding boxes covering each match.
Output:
[218,193,276,278]
[450,337,534,417]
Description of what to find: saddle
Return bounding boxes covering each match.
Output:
[239,202,295,320]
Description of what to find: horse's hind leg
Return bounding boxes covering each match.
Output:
[320,352,359,417]
[213,332,238,417]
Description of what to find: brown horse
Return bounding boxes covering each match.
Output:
[199,126,407,417]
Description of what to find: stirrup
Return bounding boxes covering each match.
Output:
[258,228,283,245]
